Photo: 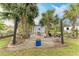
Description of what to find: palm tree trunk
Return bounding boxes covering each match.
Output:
[20,16,29,39]
[72,19,76,29]
[13,17,19,44]
[72,19,76,38]
[45,26,48,37]
[60,19,64,44]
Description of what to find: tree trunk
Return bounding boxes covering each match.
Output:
[76,29,78,38]
[60,19,64,44]
[46,24,50,37]
[45,26,48,37]
[72,19,76,38]
[20,16,29,39]
[13,17,19,44]
[72,19,78,39]
[72,19,76,29]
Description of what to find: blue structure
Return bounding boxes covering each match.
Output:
[35,39,41,46]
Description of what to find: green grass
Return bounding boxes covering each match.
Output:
[1,37,79,56]
[0,38,10,48]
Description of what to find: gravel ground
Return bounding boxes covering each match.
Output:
[5,36,64,51]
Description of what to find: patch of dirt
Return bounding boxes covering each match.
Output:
[4,37,67,51]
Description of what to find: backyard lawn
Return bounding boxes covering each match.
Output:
[0,37,79,56]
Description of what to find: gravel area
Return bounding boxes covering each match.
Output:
[5,36,65,51]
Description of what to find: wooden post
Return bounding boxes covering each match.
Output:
[13,16,19,44]
[60,19,64,44]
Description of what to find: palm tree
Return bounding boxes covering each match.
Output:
[40,9,64,44]
[40,10,56,36]
[0,3,38,44]
[64,4,79,38]
[53,15,60,34]
[64,4,79,29]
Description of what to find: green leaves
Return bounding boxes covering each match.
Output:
[40,9,59,27]
[0,3,38,27]
[64,4,79,29]
[64,4,79,20]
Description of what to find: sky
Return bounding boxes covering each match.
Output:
[34,3,70,25]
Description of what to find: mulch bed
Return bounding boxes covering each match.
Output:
[4,37,67,51]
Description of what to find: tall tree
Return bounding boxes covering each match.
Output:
[40,10,57,36]
[64,4,79,29]
[53,15,60,34]
[64,4,79,38]
[0,3,38,44]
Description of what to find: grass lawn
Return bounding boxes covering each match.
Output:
[0,37,79,56]
[0,38,10,48]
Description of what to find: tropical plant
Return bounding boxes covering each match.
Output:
[40,10,59,36]
[0,3,38,44]
[64,4,79,29]
[64,4,79,38]
[53,15,60,33]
